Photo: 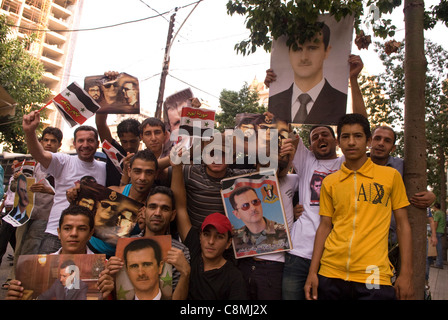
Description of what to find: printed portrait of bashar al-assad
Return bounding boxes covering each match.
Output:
[75,181,144,246]
[15,254,106,300]
[268,14,354,126]
[221,169,292,259]
[114,236,173,300]
[84,72,140,114]
[2,174,35,227]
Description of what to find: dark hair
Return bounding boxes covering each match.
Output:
[308,125,336,144]
[146,186,175,209]
[117,118,141,138]
[17,173,27,185]
[129,149,158,171]
[229,186,258,210]
[140,117,166,134]
[42,126,63,143]
[319,22,331,50]
[434,202,441,210]
[336,113,371,141]
[123,238,162,267]
[60,259,76,270]
[59,205,95,231]
[290,22,331,51]
[372,126,397,145]
[74,125,99,142]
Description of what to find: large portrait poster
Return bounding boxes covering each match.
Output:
[15,254,106,300]
[221,169,292,259]
[2,174,35,227]
[114,236,173,300]
[163,88,194,133]
[268,14,354,125]
[75,180,144,246]
[84,72,140,114]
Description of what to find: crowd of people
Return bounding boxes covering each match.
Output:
[0,50,441,301]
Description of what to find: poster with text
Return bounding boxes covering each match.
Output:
[221,169,292,259]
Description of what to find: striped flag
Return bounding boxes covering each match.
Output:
[102,140,124,174]
[52,82,101,127]
[179,106,215,137]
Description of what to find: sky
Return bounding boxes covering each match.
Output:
[61,0,448,140]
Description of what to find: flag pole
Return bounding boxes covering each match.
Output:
[37,100,53,112]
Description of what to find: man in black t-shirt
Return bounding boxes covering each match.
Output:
[171,159,247,300]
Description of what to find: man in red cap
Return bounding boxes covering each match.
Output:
[171,160,247,300]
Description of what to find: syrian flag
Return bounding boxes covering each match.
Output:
[102,140,125,174]
[221,169,279,198]
[52,82,101,127]
[179,106,215,137]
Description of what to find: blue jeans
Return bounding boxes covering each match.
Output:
[282,253,311,300]
[435,232,444,268]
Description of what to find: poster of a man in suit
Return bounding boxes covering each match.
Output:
[15,254,106,300]
[2,174,35,227]
[268,14,354,125]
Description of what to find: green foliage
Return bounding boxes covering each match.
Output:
[226,0,402,55]
[215,83,266,131]
[362,39,448,200]
[0,15,50,153]
[426,0,448,29]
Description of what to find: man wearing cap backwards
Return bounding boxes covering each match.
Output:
[170,150,247,300]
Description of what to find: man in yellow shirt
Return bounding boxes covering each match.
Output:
[305,113,414,300]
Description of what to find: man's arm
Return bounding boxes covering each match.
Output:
[304,215,333,300]
[348,54,367,118]
[95,113,114,144]
[22,111,52,168]
[410,191,436,209]
[393,207,414,300]
[171,163,192,242]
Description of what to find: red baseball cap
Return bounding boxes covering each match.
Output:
[201,212,232,234]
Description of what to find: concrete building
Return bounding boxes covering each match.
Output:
[1,0,84,129]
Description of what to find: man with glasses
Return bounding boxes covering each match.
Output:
[230,186,287,255]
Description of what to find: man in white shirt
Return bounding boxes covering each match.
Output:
[22,111,106,254]
[6,205,114,300]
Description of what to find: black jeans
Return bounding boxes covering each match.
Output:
[238,258,284,300]
[318,275,396,300]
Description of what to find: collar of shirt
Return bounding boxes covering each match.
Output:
[340,158,375,181]
[291,78,325,120]
[14,206,26,220]
[135,289,161,300]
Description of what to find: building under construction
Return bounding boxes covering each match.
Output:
[0,0,84,128]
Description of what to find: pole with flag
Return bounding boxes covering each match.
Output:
[39,82,101,127]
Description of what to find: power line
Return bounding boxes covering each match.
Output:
[5,0,202,33]
[168,74,239,108]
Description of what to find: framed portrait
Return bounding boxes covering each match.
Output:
[15,254,106,300]
[114,236,173,300]
[84,72,140,114]
[221,169,292,259]
[75,180,144,246]
[2,174,35,227]
[268,14,354,125]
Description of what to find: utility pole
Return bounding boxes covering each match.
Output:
[155,10,176,119]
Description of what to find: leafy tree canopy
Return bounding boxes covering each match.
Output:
[0,14,50,153]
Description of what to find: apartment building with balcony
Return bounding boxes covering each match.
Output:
[1,0,84,128]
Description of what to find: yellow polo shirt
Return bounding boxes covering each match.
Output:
[318,158,409,286]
